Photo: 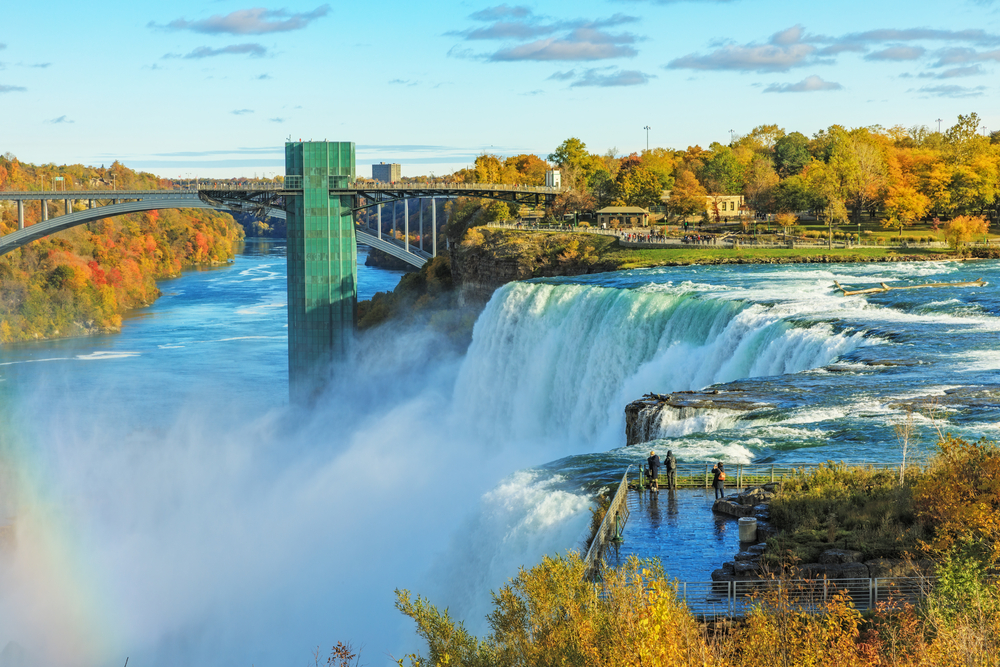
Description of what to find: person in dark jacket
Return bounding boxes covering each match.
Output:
[665,450,677,490]
[647,450,661,492]
[712,461,726,499]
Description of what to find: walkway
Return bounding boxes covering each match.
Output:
[604,487,742,582]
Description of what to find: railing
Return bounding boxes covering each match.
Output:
[643,461,906,489]
[666,576,931,619]
[582,466,632,582]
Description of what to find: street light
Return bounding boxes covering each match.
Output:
[729,129,735,144]
[643,125,651,151]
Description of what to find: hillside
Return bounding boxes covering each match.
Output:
[0,155,244,342]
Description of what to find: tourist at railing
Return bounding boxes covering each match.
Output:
[712,462,726,499]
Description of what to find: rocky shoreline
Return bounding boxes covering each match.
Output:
[624,390,772,446]
[710,485,931,583]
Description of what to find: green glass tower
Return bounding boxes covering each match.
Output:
[284,141,357,401]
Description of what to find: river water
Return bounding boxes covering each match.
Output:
[2,243,1000,666]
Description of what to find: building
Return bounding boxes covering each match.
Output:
[596,206,650,228]
[660,191,747,219]
[372,162,401,183]
[545,169,561,188]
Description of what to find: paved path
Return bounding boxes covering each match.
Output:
[604,488,742,582]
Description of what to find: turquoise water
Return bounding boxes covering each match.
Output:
[3,247,1000,665]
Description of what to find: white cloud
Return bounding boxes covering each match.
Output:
[763,75,842,93]
[155,6,330,35]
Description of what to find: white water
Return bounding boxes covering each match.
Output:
[0,273,867,666]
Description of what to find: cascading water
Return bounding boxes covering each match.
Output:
[4,248,1000,666]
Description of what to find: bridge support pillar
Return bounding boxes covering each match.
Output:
[41,200,48,221]
[377,204,382,240]
[66,199,72,216]
[419,199,424,252]
[284,141,356,402]
[392,200,397,240]
[17,200,23,230]
[404,198,409,254]
[432,198,437,258]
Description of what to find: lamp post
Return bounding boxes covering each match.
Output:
[644,125,650,151]
[936,118,943,133]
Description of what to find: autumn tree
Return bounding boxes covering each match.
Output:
[944,214,989,248]
[743,157,780,219]
[665,170,707,221]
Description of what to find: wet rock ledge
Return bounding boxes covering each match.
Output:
[625,390,773,446]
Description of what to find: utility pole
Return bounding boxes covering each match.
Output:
[643,125,650,151]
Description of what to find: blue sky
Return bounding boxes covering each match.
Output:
[2,0,999,178]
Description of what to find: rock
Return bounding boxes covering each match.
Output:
[734,550,759,562]
[819,549,865,564]
[722,561,735,575]
[712,568,735,582]
[739,487,774,506]
[800,562,870,579]
[762,482,781,493]
[748,543,767,556]
[712,499,757,518]
[733,561,762,576]
[624,389,773,446]
[753,507,771,521]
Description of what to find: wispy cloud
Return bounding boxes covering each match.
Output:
[0,84,26,93]
[865,45,926,60]
[231,109,254,115]
[933,46,1000,66]
[547,70,577,80]
[469,5,532,21]
[255,73,271,80]
[164,43,267,59]
[668,26,816,72]
[153,5,330,35]
[913,83,988,97]
[919,64,984,78]
[269,117,285,123]
[570,68,652,86]
[451,8,641,62]
[389,78,419,86]
[47,115,73,123]
[764,75,842,93]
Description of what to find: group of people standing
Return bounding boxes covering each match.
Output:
[645,450,727,499]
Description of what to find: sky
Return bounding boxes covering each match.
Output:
[2,0,1000,179]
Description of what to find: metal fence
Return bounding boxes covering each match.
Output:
[582,466,632,582]
[639,461,905,489]
[663,576,931,619]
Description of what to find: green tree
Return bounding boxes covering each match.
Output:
[699,144,745,195]
[773,132,812,177]
[613,164,662,208]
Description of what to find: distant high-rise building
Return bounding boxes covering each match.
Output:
[545,169,561,188]
[373,162,401,183]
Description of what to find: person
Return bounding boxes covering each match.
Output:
[646,450,661,493]
[665,450,677,490]
[712,461,726,500]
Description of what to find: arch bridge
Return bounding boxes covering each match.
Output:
[0,141,563,399]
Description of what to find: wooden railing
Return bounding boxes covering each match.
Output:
[582,466,632,582]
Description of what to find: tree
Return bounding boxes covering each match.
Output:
[743,157,779,218]
[474,154,504,184]
[773,132,812,177]
[504,154,549,185]
[587,169,616,208]
[883,184,930,235]
[699,144,746,195]
[551,190,596,218]
[944,214,989,248]
[775,174,818,213]
[613,160,662,208]
[828,129,888,224]
[665,170,706,220]
[638,147,677,189]
[548,138,601,191]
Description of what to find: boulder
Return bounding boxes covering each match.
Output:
[733,561,763,576]
[734,550,759,562]
[739,487,774,506]
[722,561,735,575]
[712,499,756,518]
[748,543,767,556]
[712,568,735,582]
[818,549,865,564]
